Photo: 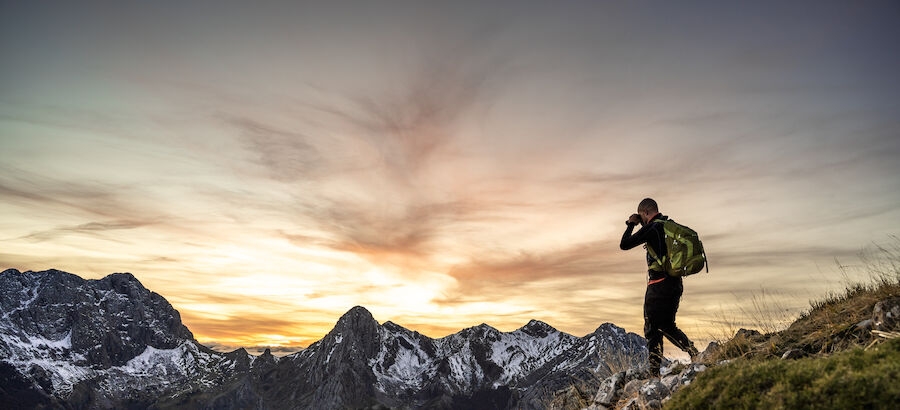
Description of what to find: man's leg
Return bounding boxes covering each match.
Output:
[660,327,699,359]
[644,297,664,377]
[657,296,699,359]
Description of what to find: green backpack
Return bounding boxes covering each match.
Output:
[645,218,708,277]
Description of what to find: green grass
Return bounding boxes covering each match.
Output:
[665,239,900,409]
[665,337,900,409]
[703,240,900,362]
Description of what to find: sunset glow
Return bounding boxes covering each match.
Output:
[2,1,899,355]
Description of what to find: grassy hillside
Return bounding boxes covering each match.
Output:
[666,337,900,409]
[666,243,900,409]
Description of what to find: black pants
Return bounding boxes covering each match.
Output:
[643,289,694,376]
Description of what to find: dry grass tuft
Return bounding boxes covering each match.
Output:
[703,238,900,363]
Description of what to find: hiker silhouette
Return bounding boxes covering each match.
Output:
[620,198,699,377]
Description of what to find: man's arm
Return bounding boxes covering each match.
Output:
[620,221,652,250]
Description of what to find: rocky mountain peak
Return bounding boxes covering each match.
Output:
[321,306,381,357]
[470,322,499,333]
[2,271,651,409]
[518,319,557,337]
[104,271,140,285]
[331,306,379,338]
[593,322,626,335]
[381,320,410,333]
[453,323,501,344]
[0,268,194,369]
[336,305,376,324]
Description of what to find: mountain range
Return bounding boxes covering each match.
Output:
[0,268,647,409]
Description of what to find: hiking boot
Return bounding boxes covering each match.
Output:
[687,345,700,362]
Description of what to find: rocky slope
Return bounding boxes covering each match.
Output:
[578,274,900,410]
[0,268,647,409]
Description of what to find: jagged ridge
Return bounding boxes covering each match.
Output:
[0,268,647,409]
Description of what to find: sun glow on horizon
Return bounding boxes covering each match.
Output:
[2,0,899,354]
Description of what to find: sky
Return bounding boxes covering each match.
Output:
[2,1,899,355]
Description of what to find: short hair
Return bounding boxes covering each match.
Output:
[637,198,658,214]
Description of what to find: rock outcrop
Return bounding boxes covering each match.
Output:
[873,297,900,331]
[585,361,708,410]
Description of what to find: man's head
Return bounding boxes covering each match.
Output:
[637,198,659,224]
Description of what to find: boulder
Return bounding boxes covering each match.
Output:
[781,349,805,360]
[696,341,720,363]
[680,363,707,386]
[735,328,763,340]
[644,399,663,409]
[623,379,644,397]
[661,374,681,393]
[638,379,670,404]
[873,297,900,331]
[593,371,626,405]
[660,360,684,376]
[626,367,650,381]
[620,397,640,410]
[854,319,873,331]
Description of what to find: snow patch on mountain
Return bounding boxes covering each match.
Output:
[0,328,226,397]
[488,323,578,385]
[1,269,648,409]
[0,328,91,394]
[370,325,434,391]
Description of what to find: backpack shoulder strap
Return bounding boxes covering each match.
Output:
[646,219,668,267]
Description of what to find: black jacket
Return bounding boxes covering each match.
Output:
[620,214,683,295]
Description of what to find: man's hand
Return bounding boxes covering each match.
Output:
[627,213,641,225]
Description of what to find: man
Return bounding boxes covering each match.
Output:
[620,198,698,378]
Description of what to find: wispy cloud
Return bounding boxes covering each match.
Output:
[15,220,154,242]
[0,170,132,219]
[220,113,324,182]
[2,0,899,349]
[448,239,628,282]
